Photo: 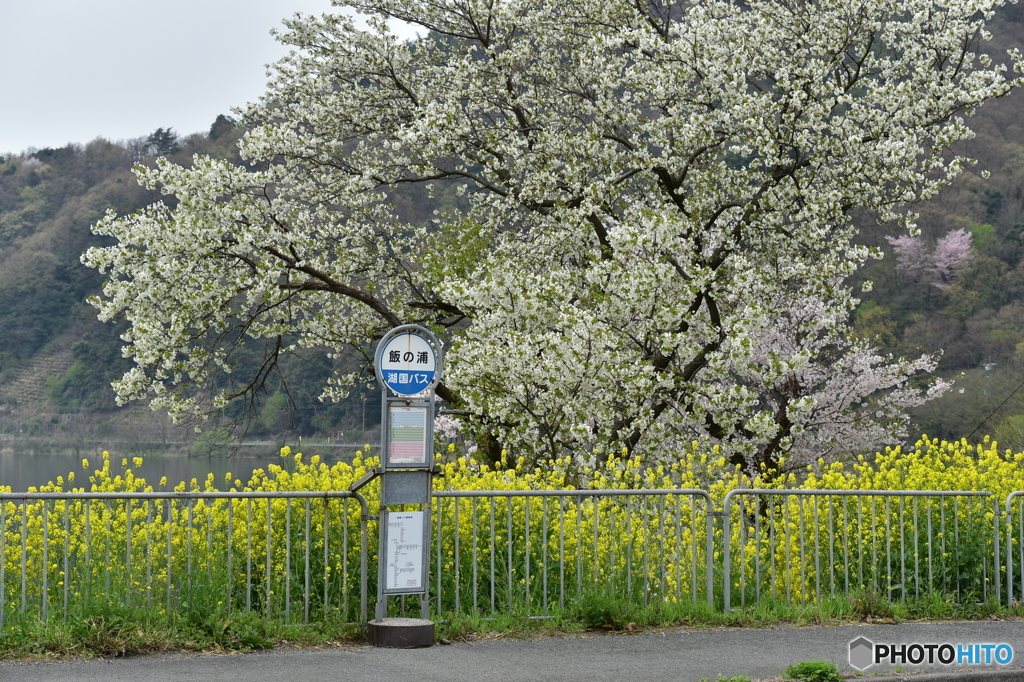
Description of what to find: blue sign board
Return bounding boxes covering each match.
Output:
[376,328,440,396]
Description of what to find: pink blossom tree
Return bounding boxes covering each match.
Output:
[886,229,973,291]
[720,295,949,478]
[886,234,931,287]
[930,228,974,289]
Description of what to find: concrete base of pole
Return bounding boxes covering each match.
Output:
[367,618,435,648]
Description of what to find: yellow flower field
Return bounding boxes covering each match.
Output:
[2,436,1024,625]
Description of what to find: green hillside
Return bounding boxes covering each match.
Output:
[0,122,381,455]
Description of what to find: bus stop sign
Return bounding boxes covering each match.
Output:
[375,328,440,396]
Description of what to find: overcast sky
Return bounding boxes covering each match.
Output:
[0,0,417,155]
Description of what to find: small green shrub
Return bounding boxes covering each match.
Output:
[783,660,842,682]
[569,590,641,630]
[850,589,893,619]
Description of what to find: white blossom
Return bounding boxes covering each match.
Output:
[83,0,1021,477]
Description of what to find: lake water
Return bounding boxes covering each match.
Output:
[0,446,365,492]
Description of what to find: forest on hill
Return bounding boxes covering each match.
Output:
[1,6,1024,457]
[0,119,387,455]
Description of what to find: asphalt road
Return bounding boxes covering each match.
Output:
[4,621,1024,681]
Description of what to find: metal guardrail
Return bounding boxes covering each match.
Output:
[0,491,370,628]
[429,489,714,619]
[722,490,996,612]
[8,487,1024,622]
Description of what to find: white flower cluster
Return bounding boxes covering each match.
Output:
[83,0,1021,475]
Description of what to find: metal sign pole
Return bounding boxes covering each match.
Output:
[367,324,442,648]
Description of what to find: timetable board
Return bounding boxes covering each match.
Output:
[382,510,428,594]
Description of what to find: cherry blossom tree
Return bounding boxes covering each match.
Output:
[931,228,975,289]
[83,0,1021,477]
[887,228,974,291]
[886,234,932,288]
[738,296,950,476]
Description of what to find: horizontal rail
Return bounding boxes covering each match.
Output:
[0,491,371,532]
[0,491,360,500]
[434,488,712,499]
[724,489,993,500]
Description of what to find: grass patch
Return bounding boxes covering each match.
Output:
[432,589,1020,643]
[2,589,1018,659]
[0,602,363,659]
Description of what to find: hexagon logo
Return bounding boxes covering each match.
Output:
[849,636,874,670]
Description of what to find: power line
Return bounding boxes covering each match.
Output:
[967,372,1024,441]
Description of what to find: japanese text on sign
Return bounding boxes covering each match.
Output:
[378,332,437,396]
[384,511,425,592]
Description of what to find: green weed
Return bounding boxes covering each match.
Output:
[782,660,842,682]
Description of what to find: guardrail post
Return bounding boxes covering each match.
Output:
[708,508,718,609]
[722,493,734,613]
[1007,492,1024,608]
[353,493,369,627]
[995,497,1001,606]
[1007,495,1013,608]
